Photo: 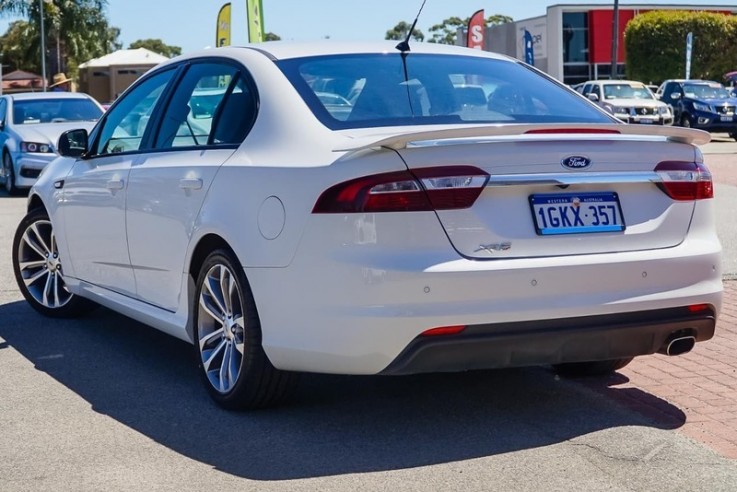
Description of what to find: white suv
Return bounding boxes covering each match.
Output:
[581,80,674,125]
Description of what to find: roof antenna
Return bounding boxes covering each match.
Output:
[395,0,427,52]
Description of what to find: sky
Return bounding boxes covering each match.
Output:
[1,0,737,55]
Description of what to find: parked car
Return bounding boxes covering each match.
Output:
[656,79,737,140]
[0,92,104,194]
[13,42,721,409]
[580,80,674,125]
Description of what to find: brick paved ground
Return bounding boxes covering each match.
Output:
[582,280,737,459]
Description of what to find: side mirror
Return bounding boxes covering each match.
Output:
[58,129,89,158]
[587,93,599,102]
[670,92,682,100]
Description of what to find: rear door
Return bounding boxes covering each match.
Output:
[396,135,699,259]
[125,61,257,311]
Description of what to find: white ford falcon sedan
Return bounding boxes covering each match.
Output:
[12,42,722,409]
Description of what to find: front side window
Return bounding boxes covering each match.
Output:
[278,53,614,130]
[154,62,253,149]
[93,69,175,155]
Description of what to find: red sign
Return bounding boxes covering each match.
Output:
[467,9,485,49]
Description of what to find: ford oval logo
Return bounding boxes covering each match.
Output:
[561,156,592,170]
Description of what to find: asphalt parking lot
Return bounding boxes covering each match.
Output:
[1,136,737,491]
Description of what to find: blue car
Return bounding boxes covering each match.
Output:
[656,79,737,140]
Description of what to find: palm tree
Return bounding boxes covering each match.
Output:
[0,0,119,78]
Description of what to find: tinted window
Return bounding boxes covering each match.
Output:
[154,62,253,149]
[277,54,613,130]
[12,98,101,125]
[94,69,175,155]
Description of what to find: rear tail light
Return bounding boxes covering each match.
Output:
[654,161,713,201]
[312,166,489,213]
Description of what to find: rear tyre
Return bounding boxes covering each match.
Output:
[553,357,634,378]
[12,208,96,318]
[193,249,296,410]
[3,152,19,196]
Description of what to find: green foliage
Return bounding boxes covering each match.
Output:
[625,10,737,84]
[129,38,182,58]
[0,20,37,73]
[264,32,281,41]
[428,14,513,44]
[385,21,424,42]
[0,0,121,78]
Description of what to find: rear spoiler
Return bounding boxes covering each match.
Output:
[334,123,711,152]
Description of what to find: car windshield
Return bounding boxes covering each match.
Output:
[13,98,102,125]
[277,53,613,129]
[602,83,654,100]
[683,83,731,99]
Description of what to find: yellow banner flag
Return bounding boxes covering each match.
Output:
[216,3,231,47]
[246,0,264,43]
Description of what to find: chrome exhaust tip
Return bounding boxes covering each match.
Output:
[660,335,696,356]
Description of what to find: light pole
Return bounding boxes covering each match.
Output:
[39,0,47,91]
[610,0,619,79]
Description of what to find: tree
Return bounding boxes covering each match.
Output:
[385,21,424,42]
[129,38,181,58]
[428,14,513,44]
[264,32,281,41]
[0,0,121,78]
[0,20,37,73]
[625,11,737,84]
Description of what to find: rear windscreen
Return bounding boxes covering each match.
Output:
[277,53,615,130]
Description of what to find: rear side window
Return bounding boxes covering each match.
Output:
[154,63,256,149]
[277,53,614,130]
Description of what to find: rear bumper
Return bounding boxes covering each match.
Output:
[381,306,716,375]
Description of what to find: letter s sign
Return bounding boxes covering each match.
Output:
[471,25,483,44]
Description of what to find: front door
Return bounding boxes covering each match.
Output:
[59,69,176,296]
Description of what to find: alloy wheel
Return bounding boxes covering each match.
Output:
[16,219,73,308]
[197,263,245,394]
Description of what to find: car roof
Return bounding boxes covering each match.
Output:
[594,80,647,85]
[8,91,95,101]
[180,41,511,62]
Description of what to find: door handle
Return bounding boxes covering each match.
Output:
[179,178,203,190]
[106,179,124,190]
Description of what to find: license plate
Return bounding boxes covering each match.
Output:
[720,115,733,122]
[639,118,653,124]
[529,192,625,235]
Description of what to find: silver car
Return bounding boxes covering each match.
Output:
[0,92,103,194]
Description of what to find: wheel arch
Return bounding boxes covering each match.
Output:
[185,233,242,341]
[27,193,46,213]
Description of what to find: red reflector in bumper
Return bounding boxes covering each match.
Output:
[687,304,710,313]
[421,325,466,337]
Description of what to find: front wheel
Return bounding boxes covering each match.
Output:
[553,357,634,378]
[3,153,19,195]
[730,132,737,142]
[193,249,296,410]
[12,208,96,317]
[680,114,691,128]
